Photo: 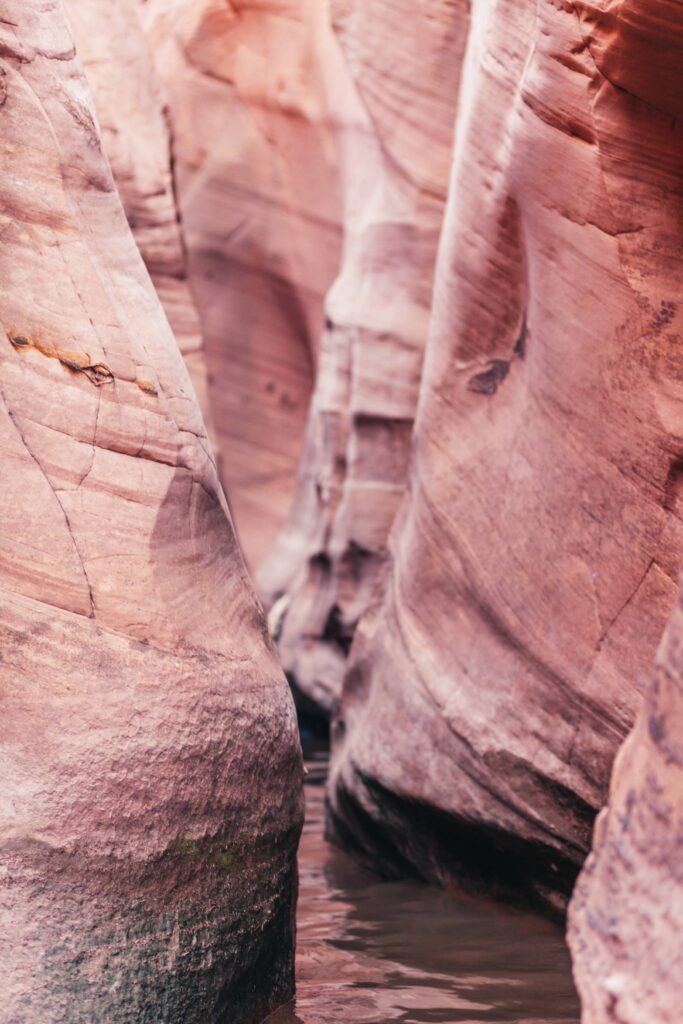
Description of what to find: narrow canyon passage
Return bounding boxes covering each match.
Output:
[2,1,682,1020]
[270,731,580,1024]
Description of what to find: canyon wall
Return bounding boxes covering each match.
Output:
[140,0,349,567]
[326,0,683,919]
[569,580,683,1024]
[257,0,469,716]
[2,0,681,1020]
[0,3,302,1021]
[568,3,683,1020]
[64,0,214,436]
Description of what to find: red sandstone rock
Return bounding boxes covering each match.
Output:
[327,0,683,917]
[64,0,214,441]
[140,0,348,567]
[568,583,683,1024]
[567,3,683,1018]
[258,0,468,714]
[0,4,302,1021]
[3,0,681,1016]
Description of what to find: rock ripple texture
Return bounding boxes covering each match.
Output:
[326,0,683,924]
[64,0,215,444]
[257,0,469,716]
[141,0,348,567]
[568,2,683,1022]
[0,3,302,1021]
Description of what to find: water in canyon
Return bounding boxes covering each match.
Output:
[269,732,580,1024]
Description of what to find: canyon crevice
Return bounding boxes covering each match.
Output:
[258,0,470,717]
[141,0,349,567]
[1,0,682,1021]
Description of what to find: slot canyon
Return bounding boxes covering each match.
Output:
[0,1,681,1022]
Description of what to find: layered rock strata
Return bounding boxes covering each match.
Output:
[65,0,214,437]
[258,0,469,716]
[328,0,683,918]
[0,4,302,1021]
[141,0,347,566]
[568,3,683,1019]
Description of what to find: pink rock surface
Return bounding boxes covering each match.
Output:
[64,0,214,441]
[258,0,469,715]
[0,3,302,1021]
[140,0,348,567]
[568,583,683,1024]
[567,4,683,1019]
[327,0,683,917]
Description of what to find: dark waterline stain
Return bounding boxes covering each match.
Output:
[269,735,580,1024]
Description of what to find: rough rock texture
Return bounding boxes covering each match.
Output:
[568,583,683,1024]
[258,0,468,716]
[0,4,302,1022]
[141,0,347,567]
[64,0,214,438]
[327,0,683,918]
[567,4,683,1018]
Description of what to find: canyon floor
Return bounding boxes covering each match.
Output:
[269,731,580,1024]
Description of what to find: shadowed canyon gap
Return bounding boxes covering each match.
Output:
[257,0,470,715]
[0,0,682,1022]
[140,0,349,567]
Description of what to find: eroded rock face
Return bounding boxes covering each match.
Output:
[568,582,683,1024]
[327,0,683,917]
[140,0,348,567]
[567,5,683,1017]
[64,0,214,438]
[0,4,302,1021]
[258,0,469,716]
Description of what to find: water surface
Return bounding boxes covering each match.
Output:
[270,740,580,1024]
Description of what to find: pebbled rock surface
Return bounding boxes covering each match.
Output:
[141,0,348,567]
[0,3,302,1022]
[327,0,683,918]
[64,0,214,441]
[258,0,469,716]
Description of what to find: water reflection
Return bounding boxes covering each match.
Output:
[270,739,579,1024]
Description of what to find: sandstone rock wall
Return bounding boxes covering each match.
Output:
[0,3,301,1020]
[568,2,683,1019]
[258,0,469,715]
[64,0,214,438]
[141,0,348,567]
[3,0,682,1018]
[327,0,683,918]
[569,582,683,1024]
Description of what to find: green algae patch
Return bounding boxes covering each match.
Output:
[216,847,243,872]
[166,833,244,874]
[169,833,201,857]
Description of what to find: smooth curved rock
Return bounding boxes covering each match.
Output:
[258,0,468,716]
[0,4,302,1021]
[64,0,214,440]
[141,0,348,567]
[327,0,683,917]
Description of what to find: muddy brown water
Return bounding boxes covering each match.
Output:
[268,736,580,1024]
